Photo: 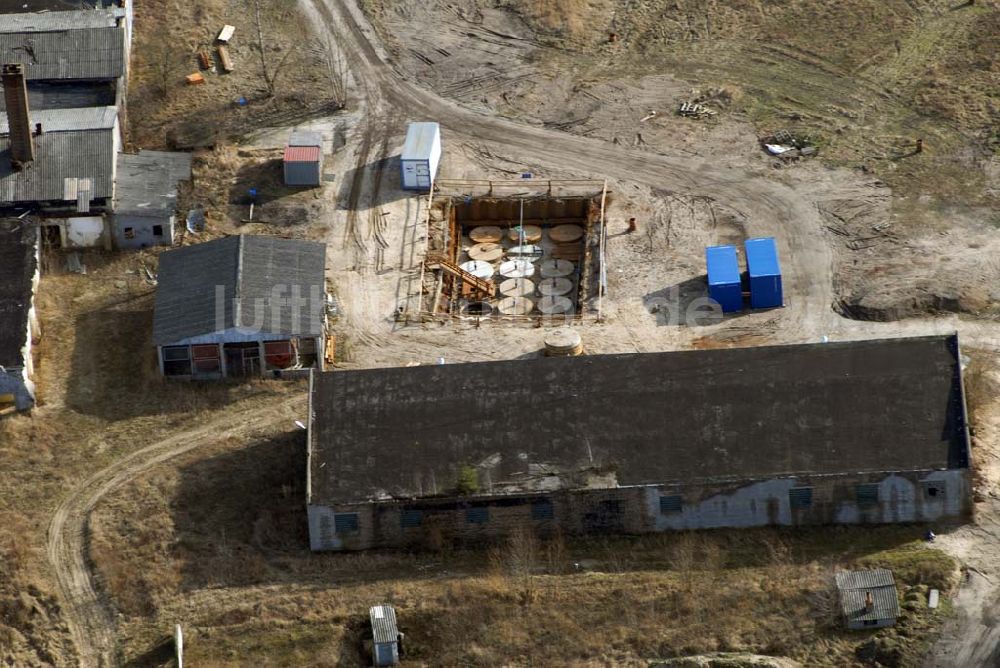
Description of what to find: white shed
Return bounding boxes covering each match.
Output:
[369,604,400,666]
[399,122,441,191]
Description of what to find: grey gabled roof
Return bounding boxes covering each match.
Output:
[0,25,125,81]
[0,107,117,204]
[0,106,117,133]
[0,9,120,32]
[114,150,192,215]
[309,335,970,505]
[153,235,326,345]
[0,218,38,369]
[837,569,900,622]
[369,605,398,644]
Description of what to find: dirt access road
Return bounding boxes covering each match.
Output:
[45,0,999,666]
[46,396,305,667]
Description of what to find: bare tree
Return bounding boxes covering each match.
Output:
[144,39,187,100]
[252,0,294,98]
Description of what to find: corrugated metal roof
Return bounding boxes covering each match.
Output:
[745,237,781,278]
[0,8,119,32]
[837,570,899,622]
[0,126,115,203]
[369,605,398,645]
[309,335,969,505]
[836,568,896,590]
[152,235,327,345]
[114,150,192,215]
[705,245,740,286]
[284,145,320,162]
[0,218,37,368]
[401,122,439,161]
[0,25,124,81]
[288,130,321,147]
[0,106,117,133]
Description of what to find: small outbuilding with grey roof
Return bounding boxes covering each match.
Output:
[836,569,900,630]
[112,150,192,248]
[153,234,328,379]
[369,605,401,666]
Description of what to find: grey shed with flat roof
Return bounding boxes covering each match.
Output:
[836,569,900,629]
[112,150,192,248]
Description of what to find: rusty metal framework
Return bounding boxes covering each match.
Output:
[404,179,609,323]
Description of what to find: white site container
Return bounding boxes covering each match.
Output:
[399,122,441,191]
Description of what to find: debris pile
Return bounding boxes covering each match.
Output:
[761,129,817,159]
[678,101,716,118]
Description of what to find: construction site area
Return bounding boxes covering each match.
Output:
[418,180,607,320]
[1,0,999,667]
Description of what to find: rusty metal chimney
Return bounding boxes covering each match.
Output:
[2,63,35,167]
[864,591,874,610]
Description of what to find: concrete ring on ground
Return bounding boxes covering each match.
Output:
[549,224,584,243]
[499,259,536,279]
[508,224,542,243]
[544,327,583,356]
[469,226,503,243]
[539,259,575,278]
[459,260,495,279]
[496,296,535,315]
[499,277,536,297]
[537,277,574,296]
[468,242,504,262]
[537,295,574,315]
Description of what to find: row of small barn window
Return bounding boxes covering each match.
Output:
[333,500,556,534]
[332,482,949,534]
[658,481,947,515]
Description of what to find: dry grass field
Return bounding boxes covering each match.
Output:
[90,429,958,667]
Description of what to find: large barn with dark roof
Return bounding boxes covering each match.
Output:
[306,334,972,551]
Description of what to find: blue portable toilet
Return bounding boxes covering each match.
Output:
[705,245,742,313]
[745,237,783,308]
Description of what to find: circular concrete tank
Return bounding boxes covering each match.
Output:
[496,296,535,316]
[459,260,495,279]
[539,259,575,278]
[508,224,542,243]
[499,277,535,297]
[468,242,504,262]
[537,277,573,296]
[470,226,503,243]
[544,328,583,356]
[499,259,536,279]
[537,295,574,315]
[549,224,584,243]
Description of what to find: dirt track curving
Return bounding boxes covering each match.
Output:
[46,396,305,666]
[44,1,1000,665]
